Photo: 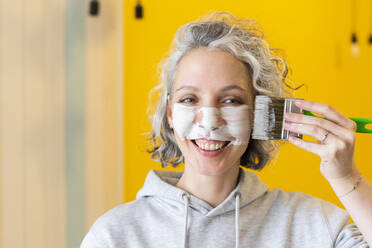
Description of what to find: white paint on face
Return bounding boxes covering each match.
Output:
[172,103,251,145]
[220,106,251,143]
[198,107,220,131]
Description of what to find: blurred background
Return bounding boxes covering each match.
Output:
[0,0,371,247]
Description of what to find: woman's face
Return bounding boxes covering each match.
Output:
[167,48,254,176]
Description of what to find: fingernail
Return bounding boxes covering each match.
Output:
[295,100,304,107]
[285,113,293,119]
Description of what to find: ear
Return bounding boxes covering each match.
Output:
[166,104,173,129]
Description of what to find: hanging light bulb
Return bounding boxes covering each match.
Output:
[350,0,359,57]
[351,32,360,57]
[135,0,143,19]
[89,0,100,16]
[369,0,372,44]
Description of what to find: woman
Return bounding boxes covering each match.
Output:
[81,12,371,247]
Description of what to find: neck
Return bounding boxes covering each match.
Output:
[176,165,240,207]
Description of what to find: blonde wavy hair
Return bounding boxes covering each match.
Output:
[147,11,295,170]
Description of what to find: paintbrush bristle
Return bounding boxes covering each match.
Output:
[252,96,303,140]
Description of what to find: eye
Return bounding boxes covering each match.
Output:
[223,98,242,105]
[178,97,196,104]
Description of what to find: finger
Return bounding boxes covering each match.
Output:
[286,121,352,152]
[284,122,330,142]
[284,112,355,142]
[294,100,356,131]
[288,135,323,156]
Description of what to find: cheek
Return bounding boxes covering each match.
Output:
[232,143,248,157]
[231,144,249,164]
[221,105,252,143]
[173,131,190,153]
[172,104,196,140]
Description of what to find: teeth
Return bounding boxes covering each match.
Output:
[195,140,225,151]
[205,143,209,150]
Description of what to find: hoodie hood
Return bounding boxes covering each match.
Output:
[136,167,268,217]
[136,168,268,248]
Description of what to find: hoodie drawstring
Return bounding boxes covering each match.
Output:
[181,191,241,248]
[235,192,241,248]
[182,193,190,248]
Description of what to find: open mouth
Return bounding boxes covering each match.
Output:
[191,139,230,151]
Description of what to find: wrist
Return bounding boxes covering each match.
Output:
[327,166,363,199]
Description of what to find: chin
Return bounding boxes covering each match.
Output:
[191,159,239,177]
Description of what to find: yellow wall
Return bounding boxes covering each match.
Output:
[123,0,372,209]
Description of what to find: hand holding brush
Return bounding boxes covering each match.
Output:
[252,95,371,180]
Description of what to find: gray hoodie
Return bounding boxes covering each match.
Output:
[81,168,368,248]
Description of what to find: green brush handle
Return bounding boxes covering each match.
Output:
[303,110,372,133]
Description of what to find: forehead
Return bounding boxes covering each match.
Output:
[173,47,252,92]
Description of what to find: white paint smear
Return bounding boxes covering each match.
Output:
[172,103,251,145]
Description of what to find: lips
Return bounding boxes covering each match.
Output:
[193,139,229,150]
[191,138,230,157]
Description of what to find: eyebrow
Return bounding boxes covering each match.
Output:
[220,85,247,92]
[175,84,248,92]
[175,85,198,92]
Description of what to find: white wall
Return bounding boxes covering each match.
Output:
[0,0,123,247]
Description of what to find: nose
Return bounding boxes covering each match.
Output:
[194,107,226,131]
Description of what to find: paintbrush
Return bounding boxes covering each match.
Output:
[252,95,372,140]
